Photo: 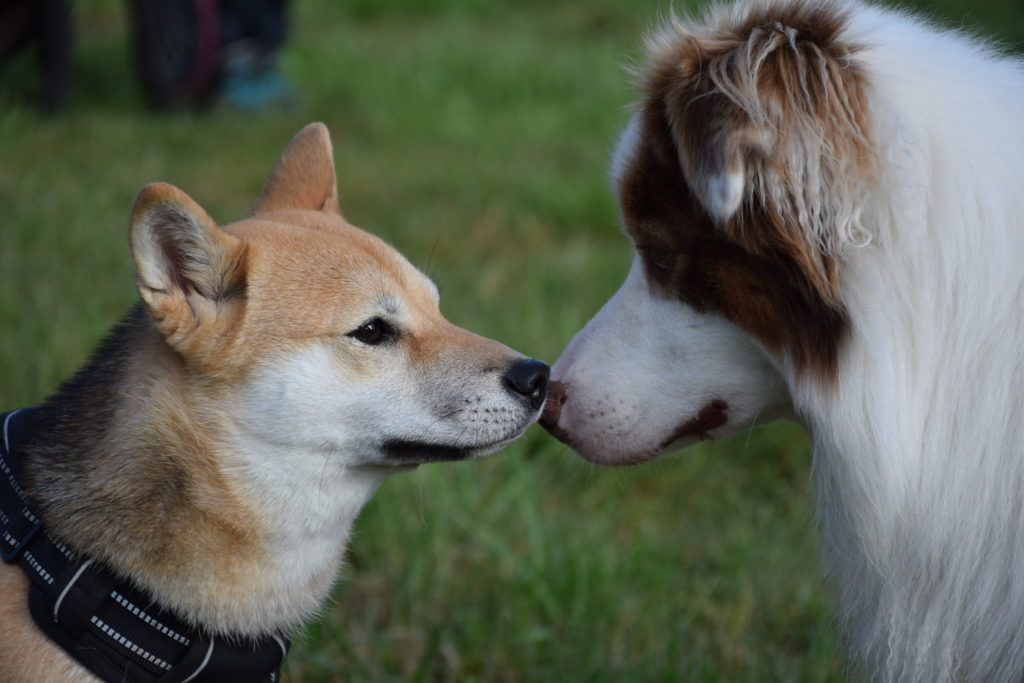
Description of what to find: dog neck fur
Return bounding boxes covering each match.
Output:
[20,311,385,637]
[635,2,1024,678]
[770,4,1024,680]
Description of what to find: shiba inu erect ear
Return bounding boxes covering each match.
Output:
[130,182,247,358]
[251,122,340,215]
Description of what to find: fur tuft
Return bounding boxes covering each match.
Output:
[643,0,875,302]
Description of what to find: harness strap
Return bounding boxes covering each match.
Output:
[0,413,43,562]
[0,409,290,683]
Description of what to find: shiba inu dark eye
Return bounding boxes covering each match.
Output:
[348,317,396,345]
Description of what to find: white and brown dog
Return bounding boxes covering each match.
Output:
[0,123,548,682]
[542,1,1024,680]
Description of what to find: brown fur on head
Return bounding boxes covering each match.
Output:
[623,0,874,379]
[544,1,876,467]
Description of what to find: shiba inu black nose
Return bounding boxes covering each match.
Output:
[502,358,550,410]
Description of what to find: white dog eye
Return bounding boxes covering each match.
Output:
[347,317,397,346]
[649,252,672,271]
[638,246,673,272]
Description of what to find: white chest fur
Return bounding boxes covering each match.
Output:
[216,428,389,635]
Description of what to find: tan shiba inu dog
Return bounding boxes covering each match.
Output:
[0,123,548,681]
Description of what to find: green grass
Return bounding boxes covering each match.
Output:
[2,1,1021,680]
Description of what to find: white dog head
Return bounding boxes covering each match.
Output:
[542,2,872,464]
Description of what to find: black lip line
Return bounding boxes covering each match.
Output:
[382,436,516,463]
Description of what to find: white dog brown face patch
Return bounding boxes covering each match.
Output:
[543,1,873,465]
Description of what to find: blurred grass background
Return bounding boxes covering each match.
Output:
[1,1,1022,680]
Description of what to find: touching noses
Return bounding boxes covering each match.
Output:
[502,358,550,411]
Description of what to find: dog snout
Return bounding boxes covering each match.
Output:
[502,358,550,410]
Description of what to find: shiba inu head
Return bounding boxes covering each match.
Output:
[13,123,550,642]
[130,123,549,468]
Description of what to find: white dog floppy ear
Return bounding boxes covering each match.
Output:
[644,8,873,303]
[665,97,768,225]
[251,122,340,215]
[130,182,247,360]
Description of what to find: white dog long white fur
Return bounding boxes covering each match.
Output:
[542,1,1024,679]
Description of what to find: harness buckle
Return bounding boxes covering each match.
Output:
[1,507,43,562]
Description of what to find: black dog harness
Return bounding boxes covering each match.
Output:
[0,409,290,682]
